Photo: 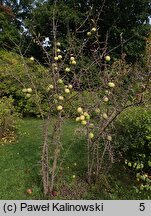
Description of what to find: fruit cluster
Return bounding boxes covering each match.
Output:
[75,107,94,139]
[46,77,73,112]
[22,88,32,98]
[87,27,97,37]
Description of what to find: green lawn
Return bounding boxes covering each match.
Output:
[0,118,150,200]
[0,118,43,199]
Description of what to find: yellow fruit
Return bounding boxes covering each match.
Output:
[30,57,34,61]
[71,60,76,65]
[54,56,59,61]
[84,112,90,120]
[89,132,94,139]
[108,82,115,88]
[86,115,90,120]
[56,42,61,46]
[47,84,54,90]
[56,48,61,53]
[103,96,109,102]
[76,117,80,122]
[58,55,62,60]
[102,113,108,119]
[22,88,27,93]
[26,93,31,98]
[57,79,63,84]
[65,67,71,72]
[27,88,32,93]
[72,175,76,178]
[87,32,92,36]
[81,120,87,125]
[84,112,88,116]
[91,27,97,32]
[107,135,112,141]
[105,90,110,94]
[105,55,111,62]
[58,96,64,101]
[70,56,75,61]
[80,115,85,121]
[77,107,83,113]
[57,105,63,111]
[64,88,70,93]
[68,84,73,89]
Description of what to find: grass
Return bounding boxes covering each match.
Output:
[0,118,150,200]
[0,118,43,199]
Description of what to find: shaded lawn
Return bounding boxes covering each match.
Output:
[0,118,43,199]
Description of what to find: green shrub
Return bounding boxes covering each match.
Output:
[114,106,151,191]
[114,107,151,168]
[0,96,20,140]
[0,50,50,117]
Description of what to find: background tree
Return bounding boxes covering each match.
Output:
[0,3,19,49]
[22,0,151,63]
[0,0,35,50]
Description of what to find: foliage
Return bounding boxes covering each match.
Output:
[0,4,20,49]
[24,0,151,63]
[114,107,151,191]
[0,49,49,116]
[0,0,150,62]
[0,96,20,141]
[97,0,151,62]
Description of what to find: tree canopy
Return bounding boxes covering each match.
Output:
[0,0,151,62]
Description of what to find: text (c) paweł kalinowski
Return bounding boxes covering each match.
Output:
[20,202,103,212]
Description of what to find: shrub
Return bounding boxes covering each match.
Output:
[0,96,20,141]
[114,107,151,168]
[114,106,151,191]
[0,50,49,117]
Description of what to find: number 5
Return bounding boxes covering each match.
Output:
[139,203,145,211]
